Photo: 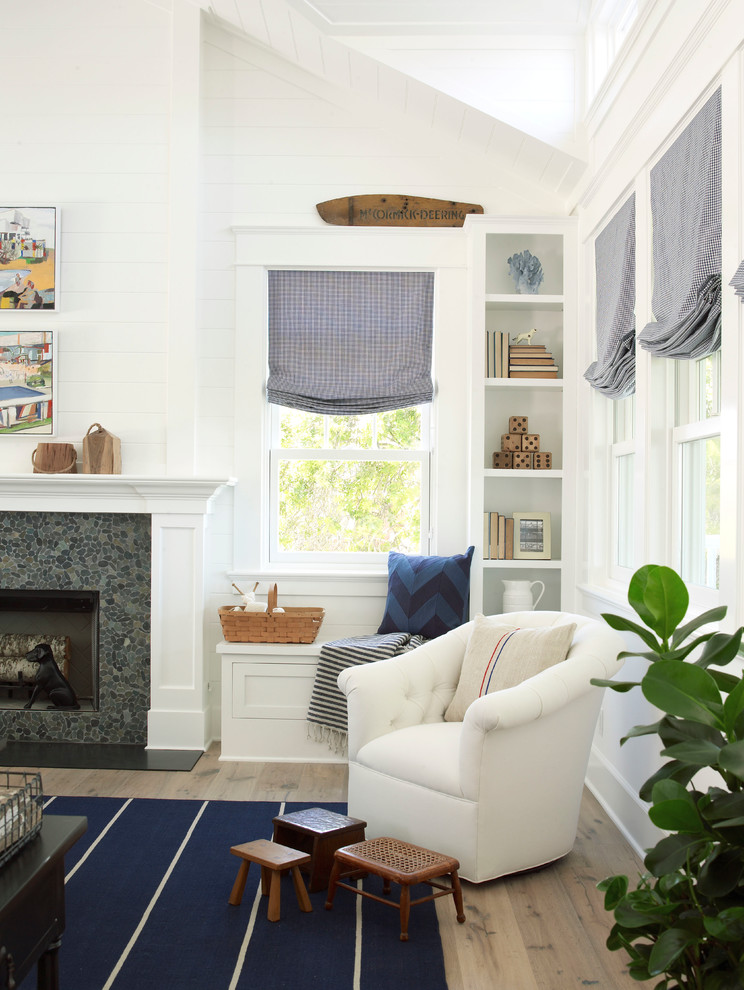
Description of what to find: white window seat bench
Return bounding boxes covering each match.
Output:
[218,640,347,764]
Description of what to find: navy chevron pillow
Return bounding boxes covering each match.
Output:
[377,546,474,639]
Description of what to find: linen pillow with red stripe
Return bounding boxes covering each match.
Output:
[444,617,576,722]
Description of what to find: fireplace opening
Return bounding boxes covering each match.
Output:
[0,589,99,711]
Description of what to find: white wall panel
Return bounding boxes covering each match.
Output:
[59,325,167,354]
[57,352,167,384]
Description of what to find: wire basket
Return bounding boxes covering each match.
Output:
[0,770,43,868]
[219,583,325,644]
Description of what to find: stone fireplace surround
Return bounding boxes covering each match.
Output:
[0,476,232,751]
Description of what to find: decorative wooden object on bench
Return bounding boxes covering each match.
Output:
[218,584,324,644]
[0,635,71,690]
[229,838,313,922]
[325,837,466,941]
[272,807,367,892]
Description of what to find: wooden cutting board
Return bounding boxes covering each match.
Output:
[316,195,484,227]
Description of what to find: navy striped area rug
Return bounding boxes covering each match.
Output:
[30,796,449,990]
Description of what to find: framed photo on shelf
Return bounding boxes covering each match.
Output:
[0,330,56,435]
[512,512,551,560]
[0,206,59,311]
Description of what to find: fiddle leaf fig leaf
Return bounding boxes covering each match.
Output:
[648,929,698,976]
[598,874,628,910]
[660,739,721,768]
[648,798,704,833]
[642,661,723,728]
[703,908,744,942]
[672,605,728,647]
[718,740,744,782]
[622,720,663,743]
[645,834,706,875]
[697,629,744,670]
[708,668,742,695]
[649,780,705,833]
[601,612,662,653]
[658,716,724,748]
[590,677,640,693]
[639,762,698,803]
[723,679,744,736]
[698,849,744,897]
[628,565,688,642]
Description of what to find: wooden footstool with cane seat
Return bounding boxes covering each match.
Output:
[272,807,367,892]
[229,838,313,922]
[324,836,466,941]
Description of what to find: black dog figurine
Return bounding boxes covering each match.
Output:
[24,642,80,710]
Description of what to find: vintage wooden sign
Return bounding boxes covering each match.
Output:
[316,195,484,227]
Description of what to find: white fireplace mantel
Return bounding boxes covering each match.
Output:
[0,475,235,514]
[0,475,236,752]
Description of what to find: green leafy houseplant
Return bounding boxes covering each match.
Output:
[592,564,744,989]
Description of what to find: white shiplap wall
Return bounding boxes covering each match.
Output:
[2,0,173,474]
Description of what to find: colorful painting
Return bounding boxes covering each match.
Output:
[0,331,55,434]
[0,207,58,310]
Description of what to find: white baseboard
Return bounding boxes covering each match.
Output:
[586,745,662,860]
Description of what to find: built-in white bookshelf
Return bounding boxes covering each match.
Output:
[465,216,578,616]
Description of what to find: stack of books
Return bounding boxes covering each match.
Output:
[483,511,514,560]
[508,344,558,379]
[485,330,509,378]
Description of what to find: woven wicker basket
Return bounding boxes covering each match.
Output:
[0,770,43,868]
[219,584,324,644]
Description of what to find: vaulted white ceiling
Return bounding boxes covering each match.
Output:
[205,0,632,203]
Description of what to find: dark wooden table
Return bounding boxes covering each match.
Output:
[0,814,87,990]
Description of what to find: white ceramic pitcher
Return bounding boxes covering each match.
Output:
[502,579,545,613]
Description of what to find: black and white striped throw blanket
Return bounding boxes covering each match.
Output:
[307,632,426,752]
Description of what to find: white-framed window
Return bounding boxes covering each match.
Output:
[673,352,721,594]
[268,404,432,566]
[610,394,636,574]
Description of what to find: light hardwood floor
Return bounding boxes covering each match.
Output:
[15,745,641,988]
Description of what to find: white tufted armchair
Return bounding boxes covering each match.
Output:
[338,611,625,883]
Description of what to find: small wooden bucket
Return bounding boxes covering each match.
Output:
[32,443,77,474]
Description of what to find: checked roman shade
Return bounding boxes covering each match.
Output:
[729,261,744,300]
[639,87,722,360]
[584,194,636,398]
[266,270,434,414]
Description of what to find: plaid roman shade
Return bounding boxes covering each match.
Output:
[639,87,721,359]
[584,194,636,398]
[267,270,434,414]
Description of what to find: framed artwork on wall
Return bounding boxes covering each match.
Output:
[512,511,551,560]
[0,331,56,435]
[0,207,59,311]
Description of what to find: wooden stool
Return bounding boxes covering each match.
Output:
[229,838,313,922]
[325,836,466,941]
[272,807,367,892]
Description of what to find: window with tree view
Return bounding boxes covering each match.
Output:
[270,405,429,561]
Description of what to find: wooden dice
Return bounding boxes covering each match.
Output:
[492,451,513,469]
[513,452,532,469]
[522,434,540,452]
[509,416,528,434]
[533,452,553,469]
[501,434,522,452]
